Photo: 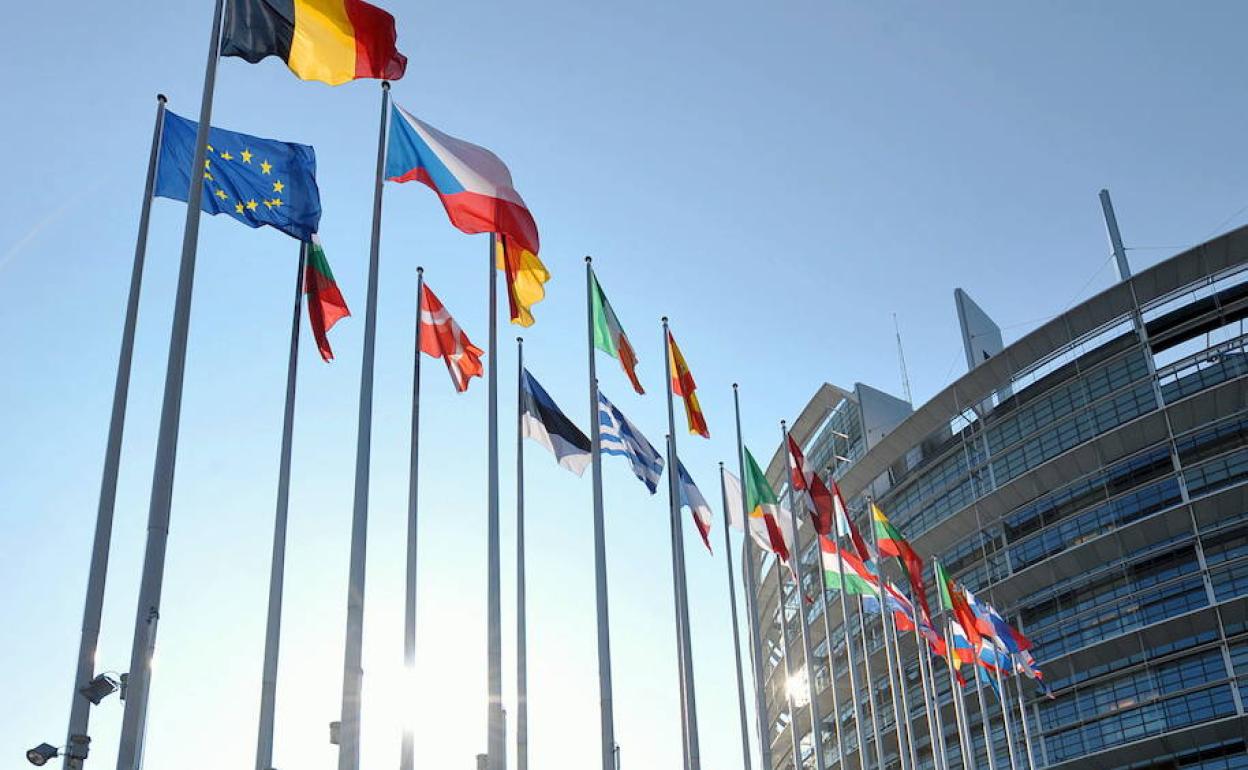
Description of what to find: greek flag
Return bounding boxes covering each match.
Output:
[597,390,664,493]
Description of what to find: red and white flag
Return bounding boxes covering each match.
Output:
[786,434,834,536]
[420,283,484,392]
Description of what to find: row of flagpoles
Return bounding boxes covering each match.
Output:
[56,1,1057,770]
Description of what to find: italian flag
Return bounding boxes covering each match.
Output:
[821,537,878,595]
[743,446,792,564]
[589,268,644,393]
[304,234,350,362]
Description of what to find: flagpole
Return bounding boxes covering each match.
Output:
[1013,674,1038,769]
[584,257,616,770]
[773,563,804,770]
[779,422,826,770]
[667,432,693,770]
[515,335,529,770]
[905,588,945,770]
[115,1,224,765]
[662,318,701,770]
[486,234,506,770]
[865,513,908,770]
[253,241,308,770]
[886,603,918,770]
[831,523,868,770]
[993,652,1019,770]
[64,92,165,770]
[971,646,998,770]
[717,463,754,770]
[853,581,883,770]
[336,79,391,770]
[732,385,774,770]
[939,607,973,770]
[817,570,845,767]
[400,266,425,770]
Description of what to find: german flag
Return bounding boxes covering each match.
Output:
[222,0,407,86]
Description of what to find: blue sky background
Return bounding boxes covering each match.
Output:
[4,2,1248,769]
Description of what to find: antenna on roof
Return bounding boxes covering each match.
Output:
[894,312,913,405]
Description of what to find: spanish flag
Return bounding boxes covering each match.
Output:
[666,329,709,438]
[221,0,407,86]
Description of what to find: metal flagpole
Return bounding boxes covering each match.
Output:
[662,318,701,770]
[668,433,693,770]
[337,80,392,770]
[779,422,826,770]
[515,336,529,770]
[486,235,505,770]
[718,463,754,770]
[972,650,998,770]
[886,605,918,770]
[818,575,846,768]
[853,573,883,770]
[254,242,308,770]
[907,590,945,770]
[115,2,224,766]
[584,257,617,770]
[64,92,165,770]
[866,515,908,770]
[993,653,1019,770]
[1014,675,1037,769]
[832,530,868,770]
[400,266,426,770]
[941,618,973,770]
[773,564,804,770]
[732,385,774,770]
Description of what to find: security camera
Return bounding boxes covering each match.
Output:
[26,744,59,767]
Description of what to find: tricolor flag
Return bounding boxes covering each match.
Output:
[385,104,548,326]
[590,269,644,394]
[597,391,663,493]
[221,0,407,86]
[786,434,834,535]
[675,461,713,553]
[935,561,983,666]
[742,447,794,565]
[830,479,875,568]
[722,467,794,562]
[872,503,931,623]
[820,538,877,596]
[666,330,709,438]
[419,283,483,392]
[865,580,947,656]
[304,235,350,362]
[521,370,591,476]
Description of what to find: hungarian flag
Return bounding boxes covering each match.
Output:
[743,446,793,565]
[872,503,931,624]
[830,479,874,567]
[304,235,350,362]
[666,330,709,438]
[935,561,983,664]
[786,434,833,535]
[419,283,483,392]
[820,538,877,595]
[590,268,643,394]
[221,0,407,86]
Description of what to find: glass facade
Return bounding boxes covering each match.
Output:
[751,246,1248,770]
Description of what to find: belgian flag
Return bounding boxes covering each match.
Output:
[222,0,407,86]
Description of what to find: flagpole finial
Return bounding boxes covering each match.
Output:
[732,382,739,390]
[382,80,391,91]
[661,315,669,324]
[780,419,787,430]
[157,93,167,103]
[584,255,592,264]
[517,336,523,344]
[718,460,724,467]
[416,265,423,275]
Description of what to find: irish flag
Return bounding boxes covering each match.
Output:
[590,267,643,394]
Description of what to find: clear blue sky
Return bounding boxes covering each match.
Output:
[4,2,1247,769]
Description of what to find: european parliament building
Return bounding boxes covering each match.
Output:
[752,224,1248,770]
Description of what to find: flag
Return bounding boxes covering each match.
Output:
[590,269,643,394]
[156,111,321,241]
[304,235,350,361]
[743,447,793,564]
[786,434,833,535]
[419,283,483,392]
[872,503,931,623]
[722,467,793,560]
[666,330,708,438]
[676,461,713,553]
[386,104,548,326]
[820,538,878,595]
[521,369,591,475]
[935,561,983,660]
[830,479,875,568]
[221,0,406,86]
[597,391,663,493]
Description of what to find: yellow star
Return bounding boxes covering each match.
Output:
[221,151,233,161]
[271,198,283,208]
[204,158,211,169]
[207,144,214,153]
[203,171,213,181]
[241,149,252,163]
[260,160,272,175]
[264,199,273,209]
[215,189,228,200]
[272,180,285,193]
[235,202,245,214]
[246,199,259,211]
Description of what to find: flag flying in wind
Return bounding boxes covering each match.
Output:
[830,479,875,568]
[786,434,834,535]
[221,0,407,85]
[419,283,483,392]
[385,103,548,326]
[666,330,709,438]
[590,269,644,394]
[820,538,878,595]
[156,111,321,241]
[743,447,793,564]
[676,461,713,553]
[597,391,663,493]
[935,561,983,666]
[722,467,793,561]
[304,235,350,361]
[872,503,931,623]
[521,369,591,475]
[863,579,948,656]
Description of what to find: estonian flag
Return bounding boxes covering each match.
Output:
[521,369,591,476]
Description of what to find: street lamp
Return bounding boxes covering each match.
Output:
[26,744,59,767]
[78,674,120,705]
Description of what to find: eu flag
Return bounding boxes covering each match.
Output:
[155,111,321,241]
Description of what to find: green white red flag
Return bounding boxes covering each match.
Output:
[589,268,644,394]
[304,234,350,362]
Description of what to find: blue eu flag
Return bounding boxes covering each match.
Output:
[155,111,321,242]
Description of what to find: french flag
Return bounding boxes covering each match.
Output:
[385,103,540,255]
